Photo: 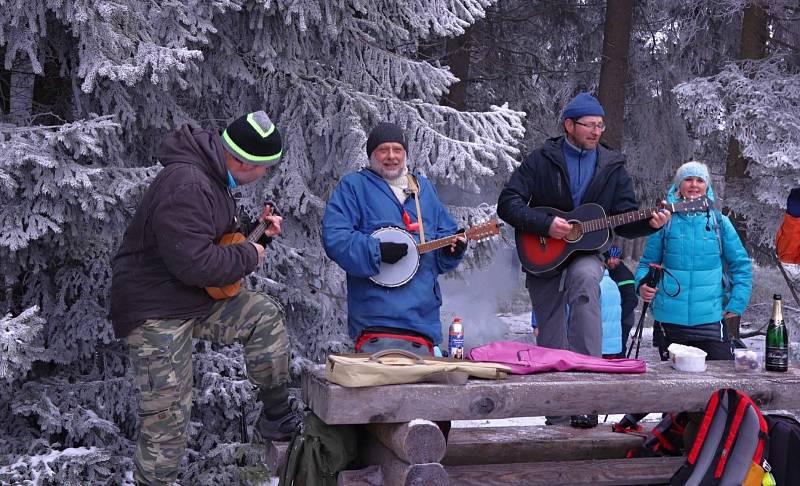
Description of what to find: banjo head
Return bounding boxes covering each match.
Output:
[369,227,420,288]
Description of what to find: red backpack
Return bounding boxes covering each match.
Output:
[670,388,775,486]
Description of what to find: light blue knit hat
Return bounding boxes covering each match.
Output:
[673,161,710,186]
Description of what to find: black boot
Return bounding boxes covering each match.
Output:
[570,414,598,429]
[255,386,302,442]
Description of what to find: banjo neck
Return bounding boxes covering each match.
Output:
[416,220,500,254]
[417,235,462,255]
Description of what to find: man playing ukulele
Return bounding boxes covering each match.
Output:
[497,93,670,428]
[110,111,296,485]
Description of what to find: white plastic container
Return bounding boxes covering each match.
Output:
[668,343,707,372]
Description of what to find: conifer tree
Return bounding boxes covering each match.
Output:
[673,1,800,246]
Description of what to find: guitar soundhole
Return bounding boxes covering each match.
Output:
[564,221,583,243]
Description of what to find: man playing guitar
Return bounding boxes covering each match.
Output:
[322,122,467,357]
[497,93,671,429]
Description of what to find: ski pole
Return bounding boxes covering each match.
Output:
[627,264,663,359]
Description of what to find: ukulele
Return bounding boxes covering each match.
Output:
[370,219,502,287]
[205,206,275,300]
[515,197,711,275]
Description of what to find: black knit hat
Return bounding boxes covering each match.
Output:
[366,122,407,157]
[221,111,283,166]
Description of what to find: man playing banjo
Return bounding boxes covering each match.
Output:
[322,122,467,356]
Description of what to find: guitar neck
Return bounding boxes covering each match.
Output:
[582,204,677,233]
[418,235,461,254]
[246,220,272,243]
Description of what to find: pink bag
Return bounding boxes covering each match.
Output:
[468,341,646,374]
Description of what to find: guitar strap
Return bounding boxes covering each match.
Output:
[406,173,426,243]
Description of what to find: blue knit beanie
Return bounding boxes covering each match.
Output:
[787,188,800,218]
[673,161,710,186]
[562,93,605,120]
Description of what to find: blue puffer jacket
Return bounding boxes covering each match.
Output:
[322,169,463,344]
[601,269,622,355]
[635,184,752,326]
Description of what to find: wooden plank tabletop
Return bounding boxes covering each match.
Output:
[302,361,800,424]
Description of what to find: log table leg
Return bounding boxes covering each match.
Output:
[366,420,447,464]
[359,420,449,486]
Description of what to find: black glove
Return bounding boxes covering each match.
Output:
[442,229,467,257]
[379,242,408,264]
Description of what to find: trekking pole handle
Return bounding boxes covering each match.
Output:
[644,263,663,289]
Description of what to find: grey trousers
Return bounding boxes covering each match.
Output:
[526,254,604,357]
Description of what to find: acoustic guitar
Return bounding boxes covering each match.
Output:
[206,209,274,300]
[370,219,501,287]
[515,197,711,276]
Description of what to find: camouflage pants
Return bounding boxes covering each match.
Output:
[125,290,289,486]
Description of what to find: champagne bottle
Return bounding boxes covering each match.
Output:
[765,294,789,372]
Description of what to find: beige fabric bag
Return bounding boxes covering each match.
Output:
[325,349,510,388]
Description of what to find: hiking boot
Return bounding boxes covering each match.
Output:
[545,415,570,426]
[570,414,598,429]
[255,409,303,442]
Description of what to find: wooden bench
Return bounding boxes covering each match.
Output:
[268,422,651,472]
[445,456,686,485]
[443,423,651,465]
[301,361,800,485]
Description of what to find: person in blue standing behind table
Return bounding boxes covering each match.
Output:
[600,268,622,358]
[604,246,638,357]
[322,122,467,357]
[637,161,752,360]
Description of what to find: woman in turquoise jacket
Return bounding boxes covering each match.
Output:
[636,161,752,360]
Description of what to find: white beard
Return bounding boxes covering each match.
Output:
[369,154,409,180]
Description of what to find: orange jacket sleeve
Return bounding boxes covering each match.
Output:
[776,213,800,264]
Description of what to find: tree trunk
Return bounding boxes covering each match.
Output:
[721,5,768,339]
[597,0,634,150]
[441,30,472,111]
[725,5,768,182]
[724,6,768,239]
[9,56,35,122]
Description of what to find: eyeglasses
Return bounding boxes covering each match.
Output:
[573,120,606,132]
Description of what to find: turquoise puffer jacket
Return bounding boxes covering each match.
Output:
[601,269,622,355]
[635,184,752,326]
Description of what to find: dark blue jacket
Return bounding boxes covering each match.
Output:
[497,137,656,242]
[608,262,638,320]
[322,169,463,344]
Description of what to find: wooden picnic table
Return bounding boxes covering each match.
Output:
[300,361,800,485]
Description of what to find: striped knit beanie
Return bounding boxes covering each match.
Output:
[221,111,283,166]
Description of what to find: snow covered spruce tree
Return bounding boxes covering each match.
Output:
[0,0,523,483]
[673,1,800,247]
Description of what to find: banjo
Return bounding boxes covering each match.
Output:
[369,220,501,287]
